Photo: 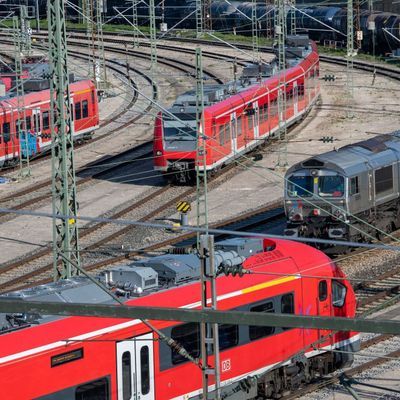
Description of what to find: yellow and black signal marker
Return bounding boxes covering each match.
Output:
[176,201,191,213]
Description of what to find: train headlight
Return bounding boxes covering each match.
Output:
[156,150,162,156]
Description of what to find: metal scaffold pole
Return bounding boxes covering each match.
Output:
[196,48,220,400]
[346,0,355,118]
[149,0,157,75]
[48,0,81,280]
[252,0,259,62]
[13,16,30,178]
[275,0,288,168]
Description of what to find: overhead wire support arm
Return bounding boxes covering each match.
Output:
[48,0,81,280]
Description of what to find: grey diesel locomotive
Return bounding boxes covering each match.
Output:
[284,132,400,244]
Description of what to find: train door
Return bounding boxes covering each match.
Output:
[253,101,259,139]
[231,113,237,154]
[32,108,41,150]
[316,280,333,349]
[293,82,298,115]
[116,333,155,400]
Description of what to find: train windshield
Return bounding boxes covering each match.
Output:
[163,113,197,141]
[287,176,313,197]
[318,175,344,197]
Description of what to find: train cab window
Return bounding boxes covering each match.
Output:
[42,111,50,130]
[171,323,200,365]
[350,176,359,195]
[140,346,150,395]
[375,166,393,194]
[25,116,31,131]
[319,280,328,301]
[121,352,132,400]
[249,301,275,340]
[332,280,347,307]
[75,102,82,120]
[318,175,344,197]
[219,324,239,350]
[75,377,109,400]
[287,175,313,197]
[3,122,10,143]
[82,100,89,118]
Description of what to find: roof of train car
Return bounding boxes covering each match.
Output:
[0,239,337,362]
[287,132,400,176]
[0,79,94,109]
[205,42,319,118]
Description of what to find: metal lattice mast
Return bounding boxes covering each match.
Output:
[368,0,376,59]
[196,0,202,37]
[346,0,354,118]
[203,0,212,32]
[13,16,31,178]
[149,0,157,75]
[195,47,208,246]
[266,0,273,39]
[355,0,361,49]
[20,5,32,55]
[84,0,94,77]
[95,0,108,90]
[289,0,296,35]
[275,0,288,167]
[252,0,259,62]
[132,0,139,48]
[48,0,81,280]
[196,48,220,400]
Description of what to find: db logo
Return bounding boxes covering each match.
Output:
[221,359,231,372]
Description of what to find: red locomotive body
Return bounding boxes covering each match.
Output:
[154,38,320,183]
[0,78,99,167]
[0,238,359,400]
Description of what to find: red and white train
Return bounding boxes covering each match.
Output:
[0,71,99,167]
[153,35,320,183]
[0,237,359,399]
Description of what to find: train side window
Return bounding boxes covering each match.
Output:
[281,293,294,331]
[375,165,393,194]
[3,122,10,143]
[332,280,347,307]
[140,346,150,395]
[350,176,359,195]
[121,351,132,400]
[249,301,275,340]
[171,323,200,365]
[43,111,50,130]
[75,377,110,400]
[225,124,230,143]
[319,280,328,301]
[298,84,304,97]
[75,102,82,120]
[236,116,242,136]
[82,100,89,118]
[219,125,225,145]
[219,324,239,351]
[91,90,95,105]
[25,116,31,131]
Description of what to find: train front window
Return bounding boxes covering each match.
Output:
[287,176,313,197]
[163,125,196,140]
[318,176,344,197]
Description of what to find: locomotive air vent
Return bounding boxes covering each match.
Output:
[302,159,324,168]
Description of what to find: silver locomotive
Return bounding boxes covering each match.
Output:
[284,132,400,244]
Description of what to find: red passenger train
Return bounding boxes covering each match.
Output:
[154,35,320,183]
[0,238,359,399]
[0,75,99,167]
